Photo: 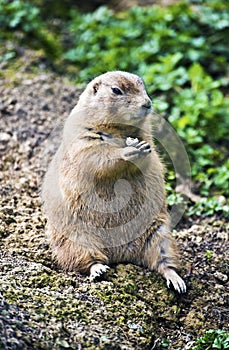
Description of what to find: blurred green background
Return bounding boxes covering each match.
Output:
[0,0,228,218]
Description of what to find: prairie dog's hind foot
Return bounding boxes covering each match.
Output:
[159,266,186,293]
[89,263,110,281]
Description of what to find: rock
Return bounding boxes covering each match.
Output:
[0,132,11,143]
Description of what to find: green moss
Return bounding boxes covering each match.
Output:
[1,258,184,348]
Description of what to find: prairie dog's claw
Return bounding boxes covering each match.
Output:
[124,138,151,161]
[89,263,110,281]
[135,141,151,151]
[164,269,186,293]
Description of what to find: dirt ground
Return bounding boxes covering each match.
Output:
[0,59,228,349]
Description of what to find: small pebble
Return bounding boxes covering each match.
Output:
[126,137,139,146]
[0,132,11,143]
[213,271,228,283]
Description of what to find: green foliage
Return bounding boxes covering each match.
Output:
[64,2,229,81]
[0,0,62,59]
[0,0,40,32]
[188,197,229,217]
[189,329,229,350]
[205,250,213,261]
[161,338,170,348]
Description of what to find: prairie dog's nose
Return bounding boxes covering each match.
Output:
[142,100,151,109]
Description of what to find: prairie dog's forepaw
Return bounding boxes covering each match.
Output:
[89,263,110,281]
[123,138,151,161]
[163,268,186,293]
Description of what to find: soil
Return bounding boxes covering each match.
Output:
[0,52,228,350]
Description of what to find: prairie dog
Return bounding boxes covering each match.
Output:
[42,71,186,293]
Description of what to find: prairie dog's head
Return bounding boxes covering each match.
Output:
[75,71,152,126]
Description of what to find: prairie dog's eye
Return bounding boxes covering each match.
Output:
[111,87,123,95]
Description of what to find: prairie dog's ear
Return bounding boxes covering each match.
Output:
[93,81,101,94]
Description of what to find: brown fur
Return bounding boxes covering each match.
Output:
[42,71,186,292]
